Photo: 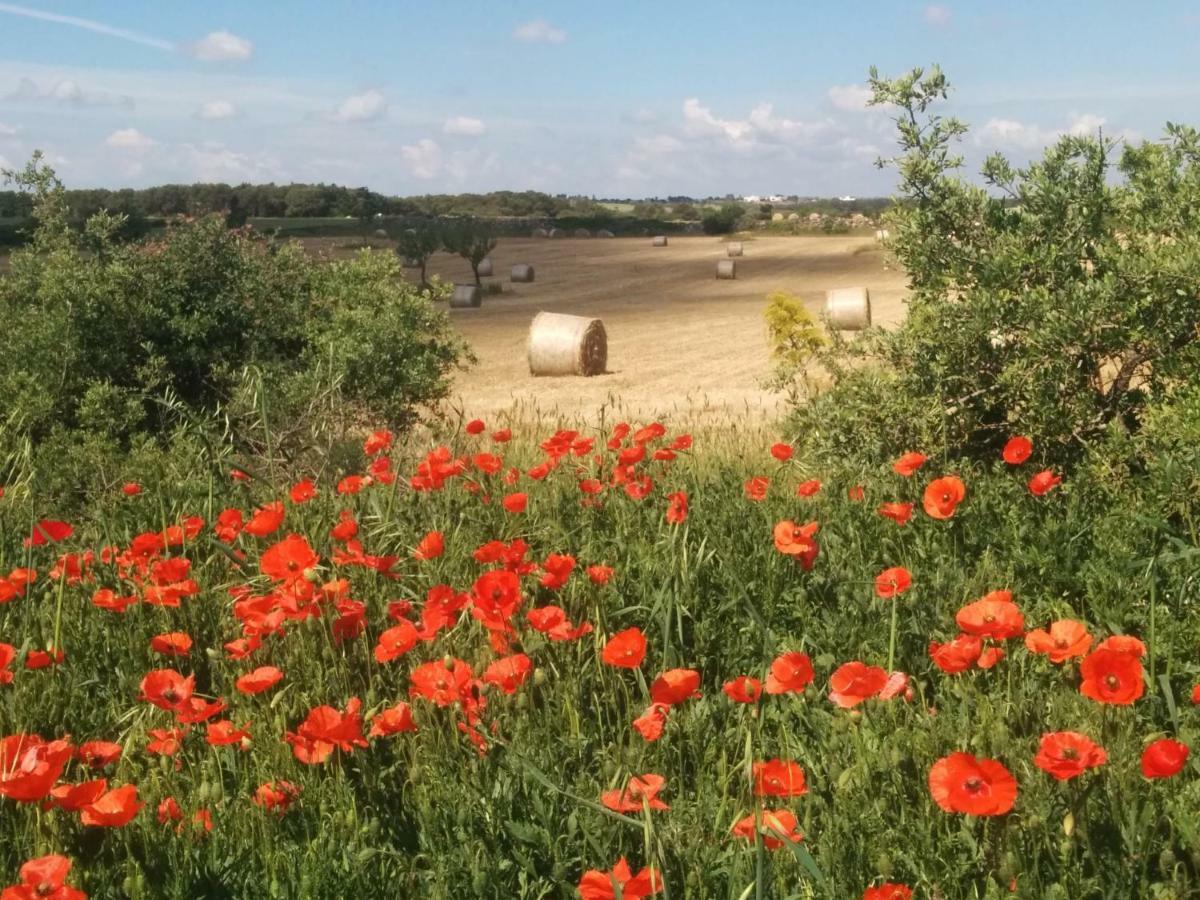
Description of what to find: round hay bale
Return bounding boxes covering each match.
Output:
[477,257,493,277]
[373,228,389,239]
[727,241,743,257]
[511,263,535,283]
[824,287,872,330]
[548,228,562,239]
[450,284,482,309]
[532,227,548,238]
[652,235,668,247]
[716,259,736,279]
[527,311,607,377]
[574,228,591,238]
[595,229,615,238]
[771,212,784,222]
[787,212,800,221]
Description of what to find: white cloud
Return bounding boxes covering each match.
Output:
[9,76,133,108]
[443,115,486,136]
[977,113,1138,151]
[197,99,236,120]
[0,122,19,138]
[178,142,279,181]
[828,84,874,112]
[332,89,387,123]
[682,98,755,143]
[105,128,154,150]
[513,19,566,43]
[184,30,253,62]
[682,98,832,149]
[923,5,952,26]
[401,138,442,179]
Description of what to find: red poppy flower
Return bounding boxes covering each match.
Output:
[1191,683,1200,705]
[24,519,73,548]
[863,884,913,900]
[465,418,486,435]
[956,591,1024,639]
[213,508,244,544]
[502,492,527,513]
[526,605,592,641]
[330,509,358,543]
[3,854,86,900]
[157,796,183,825]
[284,697,368,764]
[409,659,475,707]
[1095,634,1146,657]
[1141,738,1189,779]
[848,484,866,501]
[374,620,420,663]
[1002,436,1032,464]
[230,468,251,482]
[235,666,283,695]
[891,451,927,477]
[828,661,888,708]
[413,530,444,561]
[24,649,63,670]
[587,564,614,585]
[1034,731,1107,780]
[1025,619,1092,663]
[796,479,821,497]
[122,482,142,497]
[242,502,284,537]
[483,653,533,694]
[0,736,73,802]
[723,676,763,703]
[631,704,669,742]
[650,668,701,706]
[286,479,315,504]
[744,476,769,502]
[878,502,913,526]
[578,858,663,900]
[874,566,912,599]
[539,553,576,590]
[260,534,318,584]
[770,442,794,462]
[731,809,803,849]
[601,773,669,813]
[928,752,1017,815]
[765,651,814,694]
[772,520,820,570]
[149,632,192,657]
[753,759,807,797]
[603,628,647,669]
[80,783,143,827]
[665,491,688,524]
[0,642,12,685]
[923,475,966,519]
[206,720,251,748]
[492,428,512,443]
[77,740,121,769]
[337,475,370,495]
[138,669,195,712]
[1079,648,1145,705]
[363,429,393,456]
[928,633,984,674]
[1028,470,1063,496]
[146,728,186,757]
[369,702,418,737]
[254,780,301,814]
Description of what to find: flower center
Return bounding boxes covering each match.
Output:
[1105,674,1120,690]
[963,776,983,794]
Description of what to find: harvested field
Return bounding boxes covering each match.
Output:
[405,235,906,422]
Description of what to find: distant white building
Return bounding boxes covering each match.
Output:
[838,195,857,202]
[743,195,761,203]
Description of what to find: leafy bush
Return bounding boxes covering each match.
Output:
[0,156,468,502]
[701,202,746,234]
[788,67,1200,469]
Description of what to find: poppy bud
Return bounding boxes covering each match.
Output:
[303,567,320,583]
[1062,810,1074,836]
[848,709,862,723]
[442,654,454,668]
[873,853,893,877]
[1158,849,1177,879]
[999,851,1019,881]
[205,647,220,660]
[197,781,211,804]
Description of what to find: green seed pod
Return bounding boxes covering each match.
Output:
[873,852,894,877]
[472,868,489,894]
[889,745,904,767]
[196,780,211,804]
[998,851,1019,881]
[533,668,547,686]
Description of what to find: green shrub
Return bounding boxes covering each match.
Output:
[788,66,1200,470]
[701,203,746,235]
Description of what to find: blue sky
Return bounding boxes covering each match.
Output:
[0,1,1197,197]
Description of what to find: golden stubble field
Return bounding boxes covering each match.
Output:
[407,234,907,424]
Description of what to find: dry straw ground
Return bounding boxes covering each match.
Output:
[409,235,908,422]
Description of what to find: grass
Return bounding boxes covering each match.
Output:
[0,417,1197,898]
